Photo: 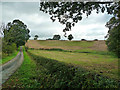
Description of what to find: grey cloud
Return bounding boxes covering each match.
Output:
[79,12,112,26]
[2,2,39,14]
[2,2,111,40]
[86,32,105,36]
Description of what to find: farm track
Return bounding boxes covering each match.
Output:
[0,47,24,88]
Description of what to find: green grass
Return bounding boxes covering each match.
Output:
[28,49,118,80]
[2,47,38,88]
[27,51,119,88]
[1,51,19,65]
[3,48,119,88]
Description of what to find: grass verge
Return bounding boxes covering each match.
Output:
[1,51,19,65]
[2,47,38,88]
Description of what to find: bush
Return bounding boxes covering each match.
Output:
[81,39,86,41]
[2,40,17,56]
[25,46,29,52]
[28,51,118,88]
[94,39,98,41]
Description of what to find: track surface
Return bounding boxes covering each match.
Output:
[0,47,24,87]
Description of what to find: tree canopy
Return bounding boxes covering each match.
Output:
[53,35,61,40]
[3,19,30,47]
[40,1,120,57]
[40,2,116,36]
[105,2,120,58]
[34,35,39,40]
[68,34,73,41]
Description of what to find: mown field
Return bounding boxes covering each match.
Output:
[25,40,107,51]
[3,40,119,88]
[26,40,118,80]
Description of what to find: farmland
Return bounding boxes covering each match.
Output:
[26,40,118,80]
[25,40,107,51]
[3,40,119,88]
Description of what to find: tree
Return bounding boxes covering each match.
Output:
[68,34,73,41]
[34,35,39,40]
[53,35,61,40]
[105,2,120,58]
[39,2,120,57]
[40,2,115,36]
[3,19,30,47]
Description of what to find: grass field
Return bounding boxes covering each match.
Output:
[3,40,119,88]
[28,49,118,80]
[26,40,118,80]
[26,40,107,51]
[3,45,119,88]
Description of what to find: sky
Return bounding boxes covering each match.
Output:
[1,2,113,40]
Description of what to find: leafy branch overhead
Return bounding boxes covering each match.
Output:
[40,2,116,36]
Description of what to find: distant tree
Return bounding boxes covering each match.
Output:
[46,38,53,40]
[34,35,39,40]
[81,39,86,41]
[94,39,98,41]
[68,34,73,41]
[3,19,30,47]
[53,35,61,40]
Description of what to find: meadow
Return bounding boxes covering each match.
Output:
[3,40,119,88]
[26,40,118,80]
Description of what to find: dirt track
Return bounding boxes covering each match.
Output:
[0,47,24,87]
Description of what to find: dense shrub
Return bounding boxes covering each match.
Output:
[2,40,17,57]
[81,39,86,41]
[28,51,118,88]
[94,39,98,41]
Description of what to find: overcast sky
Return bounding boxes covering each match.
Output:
[1,2,112,40]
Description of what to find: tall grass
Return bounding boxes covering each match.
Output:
[27,51,118,88]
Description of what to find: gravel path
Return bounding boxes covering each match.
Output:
[0,46,24,88]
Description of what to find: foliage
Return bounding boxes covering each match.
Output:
[28,49,118,80]
[40,2,116,36]
[94,39,98,41]
[34,35,39,40]
[105,2,120,58]
[27,51,118,88]
[81,39,86,41]
[68,34,73,40]
[1,50,19,65]
[3,19,30,47]
[2,39,17,56]
[46,38,53,40]
[25,46,29,52]
[53,35,61,40]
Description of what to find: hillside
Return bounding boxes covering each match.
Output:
[25,40,107,51]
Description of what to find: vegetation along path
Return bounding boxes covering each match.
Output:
[0,46,24,85]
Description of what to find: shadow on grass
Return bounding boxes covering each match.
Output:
[28,51,119,88]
